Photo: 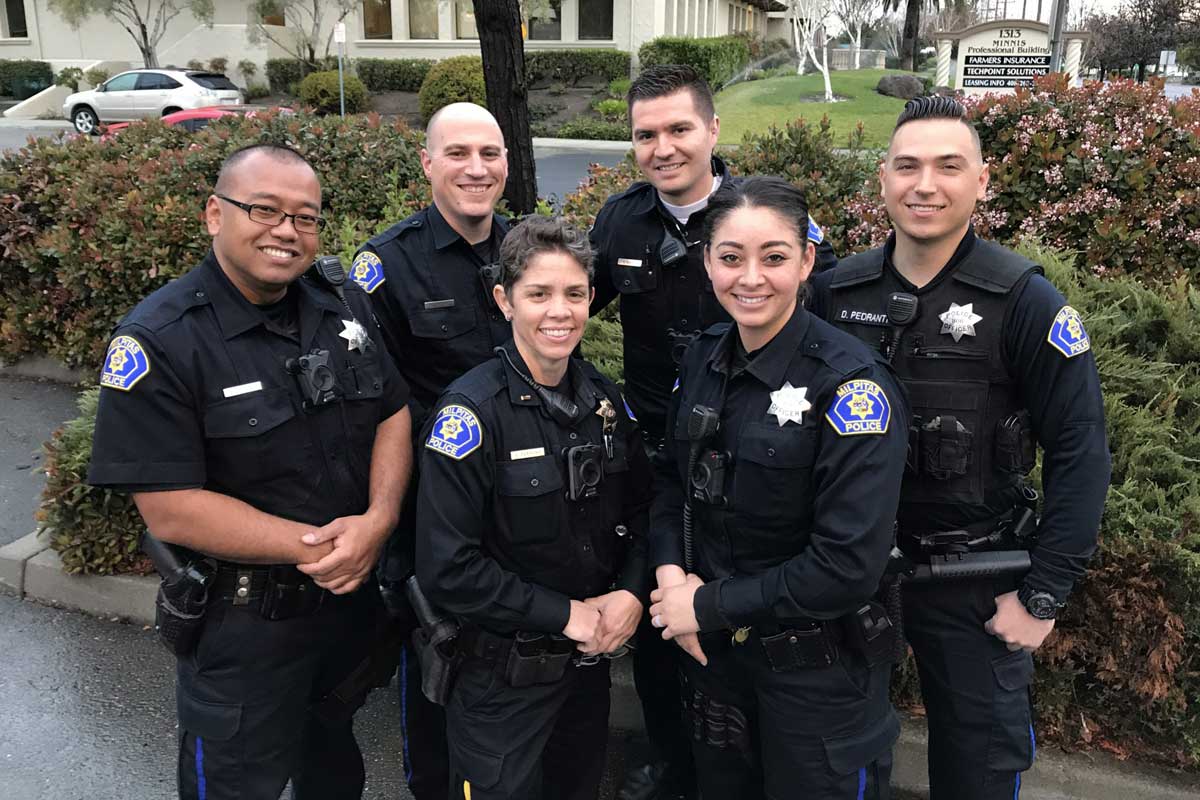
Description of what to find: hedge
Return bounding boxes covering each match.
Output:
[418,55,486,122]
[265,57,338,94]
[298,70,368,114]
[638,35,751,90]
[0,111,428,371]
[0,59,53,98]
[525,49,630,87]
[355,57,434,92]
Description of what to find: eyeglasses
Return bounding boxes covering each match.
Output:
[216,194,325,234]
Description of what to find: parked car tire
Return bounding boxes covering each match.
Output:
[161,107,182,117]
[72,106,99,135]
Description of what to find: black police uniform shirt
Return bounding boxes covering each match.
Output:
[88,250,410,527]
[589,156,838,444]
[650,306,909,633]
[809,229,1109,603]
[415,344,654,636]
[350,203,511,428]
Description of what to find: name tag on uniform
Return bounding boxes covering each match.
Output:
[616,258,643,268]
[222,381,263,398]
[510,447,545,460]
[424,299,456,310]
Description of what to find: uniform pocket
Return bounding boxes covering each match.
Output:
[496,456,564,544]
[178,690,243,742]
[733,423,816,518]
[455,740,504,791]
[822,709,900,776]
[987,649,1036,773]
[613,259,659,295]
[202,388,315,504]
[408,304,478,340]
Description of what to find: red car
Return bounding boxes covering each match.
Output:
[100,105,293,139]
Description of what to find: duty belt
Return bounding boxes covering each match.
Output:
[899,505,1036,558]
[210,563,326,619]
[460,626,630,669]
[717,618,845,670]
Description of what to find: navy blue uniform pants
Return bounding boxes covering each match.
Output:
[903,577,1037,800]
[398,639,451,799]
[175,588,377,800]
[631,611,697,794]
[679,630,898,800]
[447,656,611,800]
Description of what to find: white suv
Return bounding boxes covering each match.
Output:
[63,69,243,134]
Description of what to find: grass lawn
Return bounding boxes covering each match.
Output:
[715,68,915,149]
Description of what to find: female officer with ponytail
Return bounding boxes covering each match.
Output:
[648,177,909,799]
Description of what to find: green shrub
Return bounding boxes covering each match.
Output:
[237,58,257,80]
[608,77,631,98]
[264,58,338,94]
[83,67,109,88]
[638,35,751,90]
[525,49,630,87]
[355,57,434,92]
[418,55,486,121]
[0,110,427,370]
[185,59,205,70]
[55,66,83,92]
[298,70,367,114]
[245,82,270,101]
[0,59,53,98]
[208,56,228,74]
[554,117,630,141]
[592,97,627,121]
[37,389,147,576]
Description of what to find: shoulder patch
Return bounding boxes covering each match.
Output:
[426,404,483,460]
[350,251,386,294]
[825,379,891,436]
[100,335,151,391]
[1046,306,1090,358]
[807,216,824,244]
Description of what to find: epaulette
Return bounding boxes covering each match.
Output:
[806,315,878,377]
[701,322,732,338]
[954,239,1043,293]
[122,271,210,332]
[366,210,426,250]
[828,249,886,289]
[446,359,507,407]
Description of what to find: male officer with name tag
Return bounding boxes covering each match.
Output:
[810,96,1110,800]
[88,143,412,800]
[350,101,512,800]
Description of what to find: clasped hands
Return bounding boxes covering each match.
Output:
[295,512,391,595]
[563,590,643,656]
[648,566,708,666]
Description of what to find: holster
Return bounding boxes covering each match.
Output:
[411,625,462,706]
[760,623,840,671]
[503,632,574,687]
[844,601,898,667]
[154,583,207,657]
[259,566,324,620]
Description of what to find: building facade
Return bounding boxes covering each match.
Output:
[0,0,782,83]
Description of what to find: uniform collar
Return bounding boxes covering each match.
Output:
[428,203,510,252]
[706,303,811,389]
[631,154,733,218]
[497,341,606,419]
[883,226,978,292]
[200,250,346,344]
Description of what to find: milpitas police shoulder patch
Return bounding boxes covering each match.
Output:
[100,335,150,391]
[826,379,891,436]
[1046,305,1090,358]
[350,251,385,294]
[426,404,483,460]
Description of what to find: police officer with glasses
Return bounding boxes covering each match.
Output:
[649,177,908,800]
[416,215,654,800]
[88,144,412,800]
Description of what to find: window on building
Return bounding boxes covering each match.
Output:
[528,0,561,40]
[363,0,392,40]
[456,0,477,39]
[4,0,28,37]
[727,5,733,31]
[408,0,438,39]
[578,0,613,40]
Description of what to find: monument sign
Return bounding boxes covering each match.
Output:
[934,20,1088,96]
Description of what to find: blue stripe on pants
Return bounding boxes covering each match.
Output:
[195,736,207,800]
[400,645,412,783]
[1013,772,1021,799]
[856,766,866,800]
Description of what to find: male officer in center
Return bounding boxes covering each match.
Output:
[811,96,1110,799]
[350,101,511,800]
[88,144,412,799]
[589,64,836,800]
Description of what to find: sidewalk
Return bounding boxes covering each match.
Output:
[2,527,1196,800]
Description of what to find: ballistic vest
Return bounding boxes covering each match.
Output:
[825,239,1041,518]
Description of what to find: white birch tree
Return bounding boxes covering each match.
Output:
[834,0,875,69]
[48,0,214,68]
[789,0,837,102]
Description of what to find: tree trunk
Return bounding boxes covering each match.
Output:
[853,29,862,70]
[474,0,538,216]
[902,0,921,72]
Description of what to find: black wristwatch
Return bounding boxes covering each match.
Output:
[1018,586,1064,620]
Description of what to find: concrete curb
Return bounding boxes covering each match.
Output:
[2,530,1195,798]
[0,118,72,129]
[0,355,90,384]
